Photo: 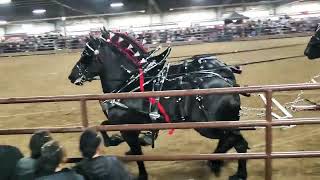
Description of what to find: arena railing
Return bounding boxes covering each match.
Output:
[0,83,320,180]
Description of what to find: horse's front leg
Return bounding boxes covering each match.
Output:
[122,131,148,180]
[100,120,125,147]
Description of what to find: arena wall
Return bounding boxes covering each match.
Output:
[5,23,56,35]
[1,1,320,36]
[0,28,4,36]
[276,1,320,16]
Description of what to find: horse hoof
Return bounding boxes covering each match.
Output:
[103,142,110,147]
[109,134,125,146]
[208,160,224,177]
[229,174,247,180]
[135,174,148,180]
[125,150,134,155]
[139,135,153,146]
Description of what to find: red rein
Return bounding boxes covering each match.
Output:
[105,31,174,135]
[138,67,174,135]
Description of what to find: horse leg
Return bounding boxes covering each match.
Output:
[100,120,125,147]
[207,132,248,180]
[229,133,249,180]
[208,139,225,176]
[121,131,148,180]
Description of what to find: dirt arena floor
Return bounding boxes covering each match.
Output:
[0,36,319,180]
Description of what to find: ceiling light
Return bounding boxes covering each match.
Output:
[0,20,7,25]
[32,9,46,14]
[139,10,146,13]
[0,0,11,5]
[169,8,174,11]
[110,2,124,8]
[61,16,66,21]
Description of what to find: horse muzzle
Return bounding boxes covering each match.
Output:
[231,66,242,74]
[72,75,86,86]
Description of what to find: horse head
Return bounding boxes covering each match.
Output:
[304,24,320,60]
[68,35,104,86]
[68,28,166,93]
[68,27,173,93]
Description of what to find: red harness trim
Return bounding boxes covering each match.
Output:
[102,31,173,134]
[118,32,148,54]
[139,67,174,135]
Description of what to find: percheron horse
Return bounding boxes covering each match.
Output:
[68,28,249,180]
[305,24,320,60]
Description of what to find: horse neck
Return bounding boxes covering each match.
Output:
[98,46,137,93]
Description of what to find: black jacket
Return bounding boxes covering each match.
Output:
[35,168,84,180]
[0,145,23,180]
[74,156,133,180]
[13,157,37,180]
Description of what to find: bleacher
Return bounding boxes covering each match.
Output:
[0,17,319,54]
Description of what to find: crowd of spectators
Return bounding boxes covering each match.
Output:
[0,129,135,180]
[0,16,319,54]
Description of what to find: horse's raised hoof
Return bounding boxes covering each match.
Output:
[108,134,124,146]
[125,150,134,155]
[139,134,153,146]
[229,174,247,180]
[134,174,148,180]
[208,160,224,177]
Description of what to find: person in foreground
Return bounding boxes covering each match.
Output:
[14,130,53,180]
[35,140,84,180]
[74,129,134,180]
[0,145,23,180]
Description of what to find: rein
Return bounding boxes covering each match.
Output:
[84,32,238,137]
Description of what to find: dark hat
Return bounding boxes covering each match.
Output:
[29,130,53,158]
[80,129,101,159]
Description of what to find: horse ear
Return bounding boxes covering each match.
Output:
[103,26,107,32]
[85,36,90,42]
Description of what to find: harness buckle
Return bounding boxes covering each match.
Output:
[149,111,161,121]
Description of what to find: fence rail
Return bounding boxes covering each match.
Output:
[0,83,320,180]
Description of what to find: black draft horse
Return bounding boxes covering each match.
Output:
[305,24,320,60]
[68,29,249,180]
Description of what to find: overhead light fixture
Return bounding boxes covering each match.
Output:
[32,9,46,14]
[169,8,174,11]
[0,20,7,25]
[61,16,66,21]
[139,10,146,13]
[110,2,124,8]
[0,0,11,5]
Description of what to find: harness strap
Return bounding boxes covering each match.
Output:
[139,67,174,135]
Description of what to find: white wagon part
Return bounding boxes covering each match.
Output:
[285,73,320,112]
[258,94,295,129]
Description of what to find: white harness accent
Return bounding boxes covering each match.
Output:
[86,42,99,55]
